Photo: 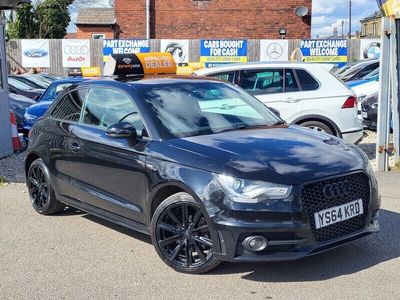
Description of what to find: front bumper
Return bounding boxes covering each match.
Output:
[208,173,381,262]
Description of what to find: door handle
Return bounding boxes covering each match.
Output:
[71,143,81,152]
[284,98,301,103]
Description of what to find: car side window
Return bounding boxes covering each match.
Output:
[239,69,284,94]
[284,69,299,92]
[49,89,86,122]
[81,88,146,137]
[295,69,320,91]
[206,71,235,83]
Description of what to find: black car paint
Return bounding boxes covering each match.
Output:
[25,77,380,262]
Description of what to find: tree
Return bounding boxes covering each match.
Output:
[6,0,74,39]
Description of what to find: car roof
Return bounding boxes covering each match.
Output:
[50,77,87,84]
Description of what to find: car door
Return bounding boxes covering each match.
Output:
[237,68,303,122]
[64,86,149,224]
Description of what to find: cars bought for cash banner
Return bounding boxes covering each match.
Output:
[21,39,50,68]
[103,39,150,62]
[300,39,348,67]
[200,40,247,67]
[62,39,90,68]
[160,40,189,64]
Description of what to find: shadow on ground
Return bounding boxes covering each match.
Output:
[210,209,399,281]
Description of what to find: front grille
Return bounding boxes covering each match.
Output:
[361,102,370,112]
[301,172,370,243]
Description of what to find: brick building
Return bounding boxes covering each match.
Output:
[360,11,382,38]
[76,7,120,39]
[114,0,312,39]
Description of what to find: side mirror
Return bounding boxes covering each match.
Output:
[268,106,280,117]
[106,122,137,139]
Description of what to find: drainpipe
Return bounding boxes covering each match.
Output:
[146,0,150,39]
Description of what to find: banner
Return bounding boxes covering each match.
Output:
[359,39,381,60]
[21,39,50,68]
[300,39,348,67]
[160,40,189,64]
[260,40,289,61]
[376,0,400,17]
[62,39,90,68]
[200,39,247,67]
[103,39,150,62]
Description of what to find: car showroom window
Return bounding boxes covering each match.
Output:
[206,71,235,83]
[239,69,283,94]
[49,89,87,122]
[82,88,145,136]
[284,69,299,92]
[295,69,320,91]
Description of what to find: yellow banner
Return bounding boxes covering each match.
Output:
[200,56,247,63]
[176,66,195,75]
[380,0,400,17]
[303,56,348,63]
[136,53,177,74]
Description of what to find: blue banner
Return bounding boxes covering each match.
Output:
[200,40,247,67]
[103,39,150,62]
[300,39,348,67]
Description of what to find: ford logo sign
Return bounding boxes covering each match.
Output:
[24,49,48,58]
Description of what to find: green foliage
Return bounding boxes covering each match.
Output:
[6,0,74,39]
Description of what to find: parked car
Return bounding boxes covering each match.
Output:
[10,74,52,89]
[8,77,44,100]
[25,66,380,274]
[337,59,379,82]
[196,62,363,144]
[23,78,86,132]
[9,93,36,132]
[347,67,379,88]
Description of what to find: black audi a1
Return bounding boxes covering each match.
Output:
[25,54,380,274]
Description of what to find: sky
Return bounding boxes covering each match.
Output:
[312,0,381,38]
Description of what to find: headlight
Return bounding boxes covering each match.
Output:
[24,113,38,121]
[215,174,292,203]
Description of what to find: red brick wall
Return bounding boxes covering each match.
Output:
[115,0,311,39]
[76,25,115,39]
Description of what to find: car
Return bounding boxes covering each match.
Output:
[8,77,44,100]
[9,93,36,132]
[23,78,87,132]
[25,53,380,274]
[337,59,379,82]
[347,67,380,89]
[10,74,52,89]
[195,62,363,144]
[360,92,392,130]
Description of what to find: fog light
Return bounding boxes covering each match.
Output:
[243,236,268,252]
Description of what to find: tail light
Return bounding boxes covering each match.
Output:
[342,96,357,109]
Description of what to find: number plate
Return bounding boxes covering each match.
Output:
[361,111,368,119]
[314,199,363,229]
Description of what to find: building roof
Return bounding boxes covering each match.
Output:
[361,11,382,22]
[76,7,116,25]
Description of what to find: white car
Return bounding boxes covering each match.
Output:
[196,62,363,144]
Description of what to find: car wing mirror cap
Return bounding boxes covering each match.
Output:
[106,122,137,140]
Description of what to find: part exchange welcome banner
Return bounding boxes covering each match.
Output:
[200,40,247,67]
[300,39,348,67]
[103,39,150,62]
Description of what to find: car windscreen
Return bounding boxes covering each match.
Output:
[21,76,50,88]
[8,77,33,91]
[138,82,282,139]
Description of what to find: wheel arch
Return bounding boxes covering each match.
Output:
[292,114,342,138]
[25,152,41,176]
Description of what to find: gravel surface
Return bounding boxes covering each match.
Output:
[0,130,395,184]
[1,173,399,299]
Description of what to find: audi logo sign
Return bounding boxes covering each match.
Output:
[63,46,89,55]
[323,181,351,198]
[62,39,91,68]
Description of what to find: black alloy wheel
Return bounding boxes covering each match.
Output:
[27,159,65,215]
[151,193,220,274]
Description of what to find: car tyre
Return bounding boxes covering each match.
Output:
[300,120,334,136]
[27,158,65,215]
[151,192,220,274]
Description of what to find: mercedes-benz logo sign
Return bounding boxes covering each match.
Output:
[323,181,351,198]
[266,43,284,60]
